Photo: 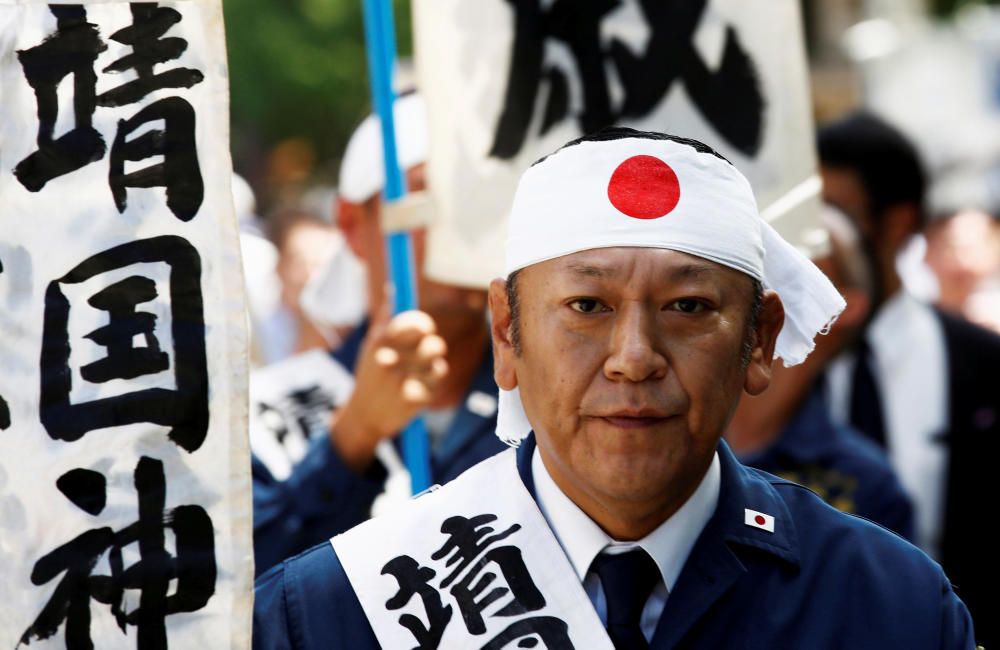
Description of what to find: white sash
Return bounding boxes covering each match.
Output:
[332,449,614,649]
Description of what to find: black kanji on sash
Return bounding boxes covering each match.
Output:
[257,384,338,446]
[432,515,546,635]
[14,3,205,221]
[480,617,573,649]
[39,236,209,453]
[490,0,764,160]
[256,401,290,444]
[18,456,216,650]
[382,556,454,649]
[286,385,337,436]
[380,512,558,648]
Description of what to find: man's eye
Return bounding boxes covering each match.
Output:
[569,299,607,313]
[670,299,706,314]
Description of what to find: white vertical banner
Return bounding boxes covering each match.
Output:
[0,0,252,648]
[415,0,823,288]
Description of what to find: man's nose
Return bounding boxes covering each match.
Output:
[603,304,668,382]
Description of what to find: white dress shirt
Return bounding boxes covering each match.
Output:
[531,447,721,642]
[825,290,948,557]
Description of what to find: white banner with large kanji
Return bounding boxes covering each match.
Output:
[0,0,252,647]
[415,0,823,287]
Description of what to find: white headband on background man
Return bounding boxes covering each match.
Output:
[338,92,428,204]
[497,130,846,445]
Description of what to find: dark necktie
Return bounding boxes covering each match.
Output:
[590,549,660,650]
[849,339,887,448]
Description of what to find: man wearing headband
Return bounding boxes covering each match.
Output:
[253,129,974,649]
[252,92,506,575]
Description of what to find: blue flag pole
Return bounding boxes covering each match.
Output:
[361,0,433,493]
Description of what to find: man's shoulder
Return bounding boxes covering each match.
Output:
[336,447,519,545]
[687,461,975,648]
[825,423,913,497]
[254,543,379,650]
[935,306,1000,360]
[748,465,939,582]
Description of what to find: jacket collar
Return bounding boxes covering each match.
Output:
[516,434,799,564]
[516,434,801,649]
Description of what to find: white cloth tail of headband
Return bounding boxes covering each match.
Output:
[760,218,845,366]
[497,387,533,447]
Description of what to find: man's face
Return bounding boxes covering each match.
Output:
[492,247,782,531]
[820,165,873,238]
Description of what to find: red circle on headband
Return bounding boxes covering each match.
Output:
[607,155,681,219]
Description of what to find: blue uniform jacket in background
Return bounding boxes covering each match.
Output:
[251,323,506,575]
[252,435,974,650]
[740,389,916,541]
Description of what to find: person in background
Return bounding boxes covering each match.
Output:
[251,93,507,575]
[924,207,1000,333]
[819,111,1000,644]
[267,208,342,356]
[726,205,914,540]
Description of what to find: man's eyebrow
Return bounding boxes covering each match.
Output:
[566,259,722,280]
[566,262,614,278]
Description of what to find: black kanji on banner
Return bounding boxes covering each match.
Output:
[0,258,7,430]
[381,513,570,649]
[490,0,764,160]
[14,5,108,191]
[96,3,204,108]
[14,3,204,221]
[39,235,209,453]
[18,456,216,650]
[0,397,9,430]
[109,97,203,221]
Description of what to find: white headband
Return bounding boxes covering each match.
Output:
[497,133,845,445]
[338,93,428,204]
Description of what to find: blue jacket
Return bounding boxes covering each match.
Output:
[253,435,974,649]
[252,324,506,575]
[740,390,915,541]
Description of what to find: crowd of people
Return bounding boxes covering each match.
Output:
[240,93,996,647]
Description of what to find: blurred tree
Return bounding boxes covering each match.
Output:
[932,0,1000,16]
[224,0,412,202]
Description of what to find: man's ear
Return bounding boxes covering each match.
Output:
[882,203,920,252]
[488,278,518,391]
[836,287,871,329]
[336,197,368,260]
[744,290,785,396]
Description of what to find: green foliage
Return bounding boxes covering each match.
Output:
[931,0,1000,17]
[224,0,412,173]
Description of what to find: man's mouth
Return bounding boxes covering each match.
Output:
[595,409,672,429]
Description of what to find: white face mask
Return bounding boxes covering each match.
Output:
[496,132,845,445]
